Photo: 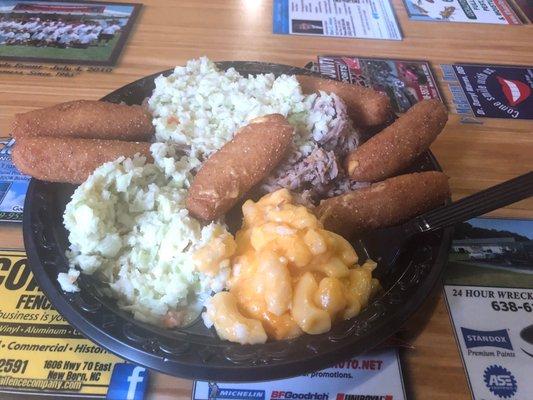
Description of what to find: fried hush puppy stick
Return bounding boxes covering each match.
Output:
[345,99,448,183]
[296,75,393,128]
[11,100,155,141]
[187,114,294,221]
[13,137,151,184]
[316,171,450,238]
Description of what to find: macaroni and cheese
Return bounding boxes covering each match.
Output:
[201,189,380,344]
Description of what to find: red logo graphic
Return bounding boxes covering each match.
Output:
[496,76,531,106]
[335,394,392,400]
[341,57,361,71]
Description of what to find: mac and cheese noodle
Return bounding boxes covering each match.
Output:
[257,251,292,316]
[343,260,378,319]
[322,230,359,265]
[303,229,327,255]
[315,277,347,318]
[193,230,236,276]
[292,272,332,334]
[206,292,267,345]
[201,189,378,344]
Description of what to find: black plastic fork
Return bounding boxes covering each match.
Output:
[362,171,533,268]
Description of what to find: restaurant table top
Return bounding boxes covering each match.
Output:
[0,1,531,399]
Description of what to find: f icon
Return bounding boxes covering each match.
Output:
[107,363,149,400]
[127,366,146,400]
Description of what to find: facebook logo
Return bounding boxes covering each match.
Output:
[107,363,149,400]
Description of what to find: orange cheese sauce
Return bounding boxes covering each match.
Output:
[226,189,378,341]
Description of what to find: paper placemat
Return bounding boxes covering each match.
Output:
[0,249,149,398]
[402,0,521,24]
[193,348,406,400]
[0,138,29,223]
[441,64,533,120]
[317,55,442,114]
[444,217,533,400]
[273,0,401,40]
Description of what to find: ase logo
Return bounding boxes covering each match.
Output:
[483,365,517,398]
[336,395,392,400]
[461,327,513,350]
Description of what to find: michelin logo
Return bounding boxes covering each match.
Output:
[208,382,265,400]
[461,328,513,350]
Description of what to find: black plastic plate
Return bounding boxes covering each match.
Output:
[23,62,452,381]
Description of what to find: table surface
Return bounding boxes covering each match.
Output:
[0,0,532,399]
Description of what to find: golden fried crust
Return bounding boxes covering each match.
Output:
[186,114,294,221]
[316,171,450,238]
[11,100,155,141]
[345,99,448,182]
[12,137,151,184]
[296,75,393,128]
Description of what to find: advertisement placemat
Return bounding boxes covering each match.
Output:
[273,0,402,40]
[0,0,141,66]
[318,55,442,114]
[193,348,406,400]
[403,0,522,23]
[444,217,533,400]
[511,0,533,22]
[0,138,29,223]
[0,249,149,398]
[441,64,533,120]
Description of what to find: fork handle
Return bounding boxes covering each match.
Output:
[408,171,533,234]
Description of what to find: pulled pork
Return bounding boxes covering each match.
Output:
[262,92,367,205]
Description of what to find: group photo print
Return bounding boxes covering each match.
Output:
[0,0,140,65]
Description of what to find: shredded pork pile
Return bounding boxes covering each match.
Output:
[262,92,368,204]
